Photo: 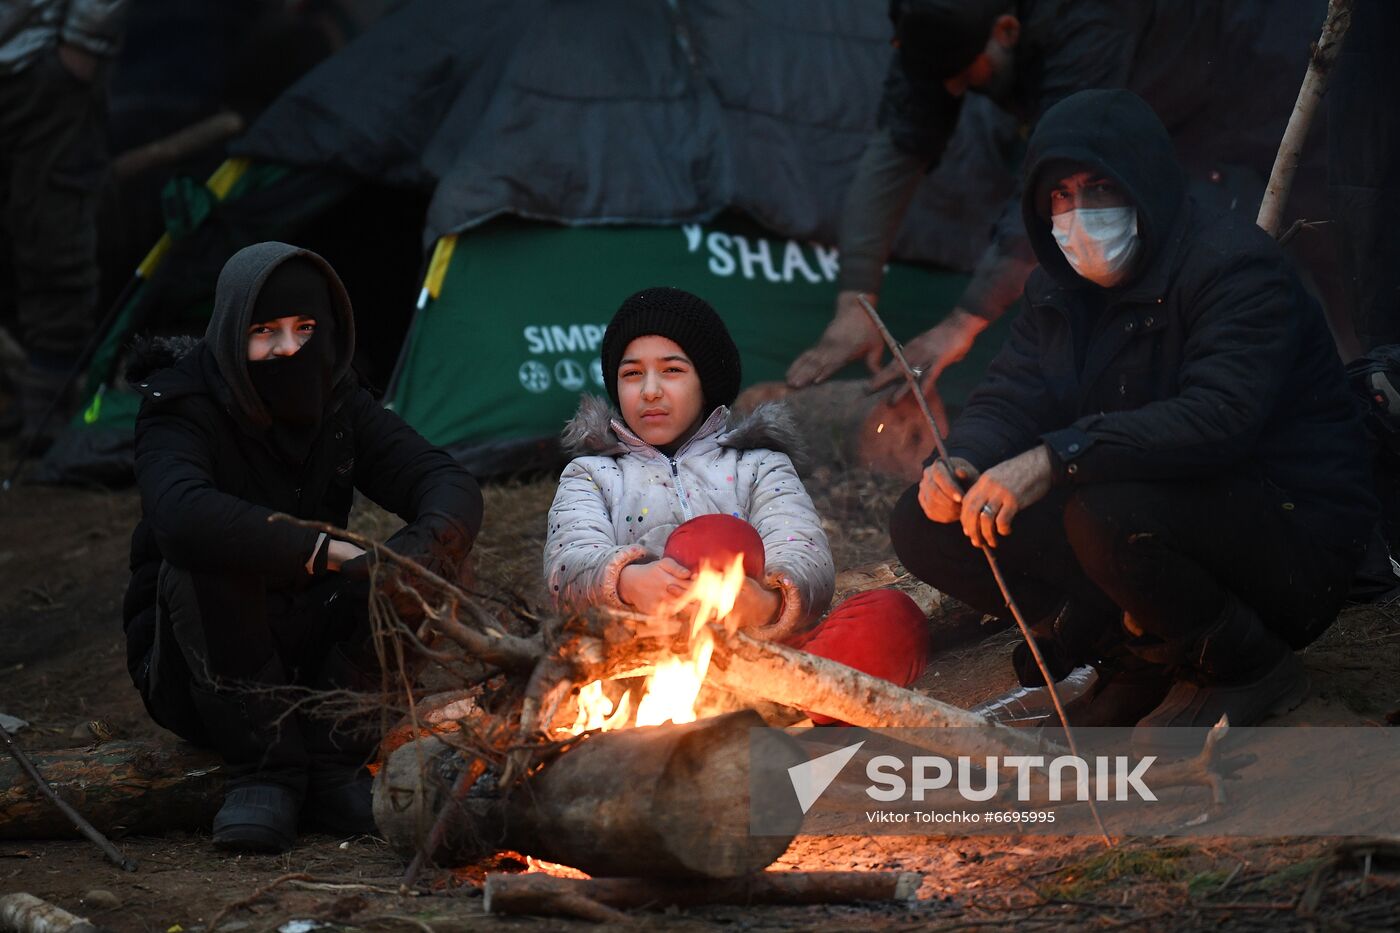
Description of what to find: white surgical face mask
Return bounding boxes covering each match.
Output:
[1051,207,1141,287]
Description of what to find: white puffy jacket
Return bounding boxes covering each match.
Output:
[544,396,835,641]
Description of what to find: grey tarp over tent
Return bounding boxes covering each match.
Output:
[230,0,1018,270]
[40,0,1019,483]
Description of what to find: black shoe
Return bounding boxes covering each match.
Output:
[1133,651,1308,756]
[1011,600,1121,688]
[213,783,300,853]
[303,764,377,836]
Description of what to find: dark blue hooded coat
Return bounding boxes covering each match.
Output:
[945,90,1375,556]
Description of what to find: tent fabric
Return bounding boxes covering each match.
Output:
[389,213,1012,453]
[233,0,1019,272]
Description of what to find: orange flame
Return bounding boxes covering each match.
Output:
[568,679,633,734]
[525,855,591,879]
[562,553,747,734]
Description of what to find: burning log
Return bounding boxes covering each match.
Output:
[373,709,805,879]
[482,870,923,922]
[0,741,223,840]
[709,630,1050,759]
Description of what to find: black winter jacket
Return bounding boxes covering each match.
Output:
[123,244,482,678]
[945,90,1376,555]
[849,0,1328,312]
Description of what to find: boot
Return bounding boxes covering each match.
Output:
[189,656,308,853]
[300,642,383,836]
[1133,599,1308,756]
[1061,656,1174,728]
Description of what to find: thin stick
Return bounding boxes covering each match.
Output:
[0,723,138,871]
[207,872,312,932]
[855,293,1113,847]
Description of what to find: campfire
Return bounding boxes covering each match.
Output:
[255,514,1239,922]
[564,554,745,735]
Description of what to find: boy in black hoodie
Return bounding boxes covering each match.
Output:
[889,90,1375,751]
[124,242,483,852]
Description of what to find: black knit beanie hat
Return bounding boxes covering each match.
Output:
[601,287,742,410]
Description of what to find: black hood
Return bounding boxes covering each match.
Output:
[1021,89,1186,290]
[205,242,357,428]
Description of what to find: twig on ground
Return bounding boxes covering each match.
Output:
[208,873,314,932]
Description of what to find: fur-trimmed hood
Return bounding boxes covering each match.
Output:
[124,335,201,386]
[561,394,808,471]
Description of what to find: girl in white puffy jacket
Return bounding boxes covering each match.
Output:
[543,287,929,691]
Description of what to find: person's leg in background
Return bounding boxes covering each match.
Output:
[0,49,108,451]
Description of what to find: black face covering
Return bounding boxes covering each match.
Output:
[243,257,339,464]
[247,318,337,464]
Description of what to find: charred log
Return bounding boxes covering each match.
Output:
[374,709,805,879]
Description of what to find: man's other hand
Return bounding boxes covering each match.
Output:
[786,290,885,387]
[868,308,990,404]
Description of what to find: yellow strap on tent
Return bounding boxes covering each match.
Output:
[134,158,252,280]
[421,235,459,304]
[82,383,105,425]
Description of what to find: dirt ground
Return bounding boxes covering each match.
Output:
[2,445,1399,932]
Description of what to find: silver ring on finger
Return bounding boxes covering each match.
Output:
[981,503,997,517]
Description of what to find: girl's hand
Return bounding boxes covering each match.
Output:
[618,558,692,614]
[732,576,782,628]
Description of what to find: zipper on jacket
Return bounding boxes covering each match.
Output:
[669,458,694,521]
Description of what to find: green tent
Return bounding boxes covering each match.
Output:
[392,213,1009,469]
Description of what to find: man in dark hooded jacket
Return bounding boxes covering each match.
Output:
[123,242,483,852]
[888,90,1375,750]
[787,0,1340,396]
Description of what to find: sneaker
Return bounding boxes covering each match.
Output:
[212,782,300,853]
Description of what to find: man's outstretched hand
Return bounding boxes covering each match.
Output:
[867,308,990,404]
[786,290,885,387]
